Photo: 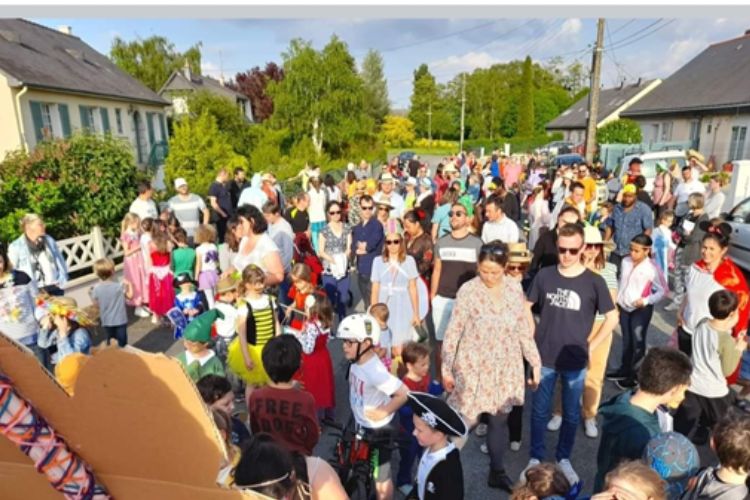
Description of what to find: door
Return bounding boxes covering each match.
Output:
[727,196,750,271]
[132,111,148,165]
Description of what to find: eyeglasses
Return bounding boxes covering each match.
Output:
[361,205,374,211]
[448,211,466,217]
[558,246,582,256]
[507,265,527,272]
[328,210,341,215]
[386,239,401,245]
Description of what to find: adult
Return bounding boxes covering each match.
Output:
[577,163,598,215]
[442,241,541,492]
[324,174,342,204]
[318,200,352,320]
[129,181,158,221]
[346,180,366,227]
[431,202,483,382]
[403,209,434,284]
[237,173,269,211]
[0,244,42,361]
[523,223,618,485]
[651,163,674,220]
[371,220,420,354]
[499,179,521,224]
[673,166,705,218]
[284,192,311,237]
[351,195,384,309]
[481,194,520,244]
[431,188,460,242]
[550,181,586,227]
[551,168,573,210]
[527,184,551,251]
[227,205,284,286]
[208,168,234,244]
[355,159,371,181]
[676,220,750,384]
[228,167,249,209]
[407,155,421,178]
[666,193,709,311]
[704,174,727,219]
[307,176,328,254]
[168,178,209,241]
[8,214,68,296]
[604,184,653,272]
[433,163,449,203]
[261,202,294,277]
[416,177,436,222]
[373,173,405,219]
[529,206,582,276]
[416,164,434,193]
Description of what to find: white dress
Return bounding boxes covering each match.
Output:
[528,196,551,250]
[371,255,419,347]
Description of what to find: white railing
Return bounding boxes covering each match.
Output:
[56,227,124,288]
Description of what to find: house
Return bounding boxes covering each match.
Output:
[0,18,170,166]
[546,79,661,144]
[159,64,254,122]
[621,29,750,164]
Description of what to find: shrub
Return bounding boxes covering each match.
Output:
[597,119,642,145]
[380,115,416,148]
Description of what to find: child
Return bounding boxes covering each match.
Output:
[594,461,666,500]
[397,342,445,495]
[404,391,466,500]
[90,258,133,347]
[589,202,612,237]
[227,264,279,390]
[175,309,225,382]
[653,210,676,284]
[120,212,149,318]
[247,335,320,456]
[338,313,408,500]
[674,290,747,444]
[140,216,154,274]
[197,374,250,447]
[147,228,175,325]
[643,432,700,498]
[680,413,750,499]
[212,274,240,364]
[369,303,393,372]
[611,234,667,389]
[172,273,204,338]
[171,228,196,280]
[595,347,693,491]
[211,408,241,487]
[292,292,336,421]
[36,297,94,367]
[511,462,572,500]
[287,262,316,330]
[195,224,220,294]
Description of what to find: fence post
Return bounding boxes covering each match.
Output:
[91,226,105,260]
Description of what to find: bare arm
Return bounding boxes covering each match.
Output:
[318,233,333,264]
[370,282,380,309]
[431,222,438,243]
[589,308,619,353]
[122,279,134,300]
[408,278,419,324]
[430,257,442,299]
[208,196,226,218]
[262,252,285,286]
[202,207,210,225]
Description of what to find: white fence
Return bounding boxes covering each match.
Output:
[57,227,124,289]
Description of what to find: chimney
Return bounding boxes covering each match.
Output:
[182,59,192,81]
[745,29,750,36]
[636,77,642,86]
[57,25,72,35]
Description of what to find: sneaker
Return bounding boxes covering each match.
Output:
[134,306,150,318]
[584,418,598,438]
[509,441,522,452]
[487,469,514,492]
[519,458,541,483]
[547,415,562,431]
[664,301,680,311]
[151,315,159,325]
[615,378,638,390]
[475,423,488,437]
[480,443,489,454]
[557,459,580,485]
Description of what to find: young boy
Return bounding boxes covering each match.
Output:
[675,290,747,444]
[196,374,250,447]
[595,346,693,491]
[653,210,676,283]
[175,309,225,382]
[90,258,133,347]
[338,313,409,500]
[369,303,393,372]
[405,391,466,500]
[246,335,319,456]
[212,274,240,364]
[397,342,444,495]
[681,413,750,499]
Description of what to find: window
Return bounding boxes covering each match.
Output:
[659,121,673,141]
[729,126,747,161]
[115,108,123,134]
[87,107,101,133]
[689,119,701,150]
[650,123,660,142]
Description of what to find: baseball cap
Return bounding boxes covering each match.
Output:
[174,177,188,189]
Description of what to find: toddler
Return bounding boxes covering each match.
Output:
[195,224,220,293]
[90,258,133,347]
[369,303,393,373]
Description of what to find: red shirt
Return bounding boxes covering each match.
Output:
[248,386,320,456]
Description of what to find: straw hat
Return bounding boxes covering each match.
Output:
[216,274,240,294]
[583,225,604,245]
[45,296,96,327]
[507,242,532,264]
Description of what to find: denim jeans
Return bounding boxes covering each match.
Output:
[103,324,128,347]
[357,272,373,310]
[618,305,654,379]
[530,366,587,461]
[321,273,350,320]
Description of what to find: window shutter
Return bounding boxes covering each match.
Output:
[158,113,167,142]
[146,112,155,146]
[79,105,91,131]
[29,101,45,143]
[100,107,110,133]
[58,104,72,138]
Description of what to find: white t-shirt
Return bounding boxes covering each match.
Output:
[308,187,328,223]
[481,216,520,244]
[232,234,280,274]
[129,197,158,221]
[349,354,403,429]
[213,301,239,339]
[196,242,219,272]
[674,179,705,204]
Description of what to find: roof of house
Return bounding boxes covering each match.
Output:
[546,79,657,130]
[159,70,248,102]
[0,19,168,106]
[622,32,750,117]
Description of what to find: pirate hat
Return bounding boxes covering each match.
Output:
[407,392,467,438]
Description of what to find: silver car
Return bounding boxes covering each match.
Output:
[726,197,750,271]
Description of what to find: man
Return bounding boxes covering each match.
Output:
[237,173,269,210]
[207,168,233,243]
[523,222,618,486]
[431,202,483,382]
[530,206,582,276]
[577,163,598,214]
[260,172,278,206]
[673,165,705,218]
[168,178,209,241]
[408,154,421,178]
[481,194,520,244]
[550,181,586,227]
[229,167,249,208]
[262,201,295,305]
[604,184,653,272]
[351,195,384,309]
[356,159,371,180]
[373,173,405,219]
[129,181,158,221]
[416,164,434,195]
[284,192,310,237]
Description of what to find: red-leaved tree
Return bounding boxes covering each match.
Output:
[230,62,284,122]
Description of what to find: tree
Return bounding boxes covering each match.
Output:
[230,62,284,122]
[380,115,416,148]
[517,56,535,138]
[110,36,202,92]
[360,50,390,126]
[597,118,643,144]
[186,90,252,156]
[408,64,439,138]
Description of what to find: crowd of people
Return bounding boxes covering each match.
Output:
[1,150,750,500]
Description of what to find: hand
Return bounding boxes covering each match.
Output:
[39,315,51,330]
[244,359,254,372]
[442,374,455,393]
[528,366,541,391]
[364,405,390,422]
[736,332,748,351]
[634,298,645,308]
[411,315,421,327]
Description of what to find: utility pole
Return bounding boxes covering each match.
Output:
[427,100,433,145]
[585,18,605,164]
[459,73,466,152]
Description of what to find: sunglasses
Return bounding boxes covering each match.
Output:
[378,207,390,211]
[386,239,401,245]
[360,205,374,211]
[448,211,466,217]
[586,243,604,249]
[558,246,582,256]
[328,210,341,215]
[507,265,527,272]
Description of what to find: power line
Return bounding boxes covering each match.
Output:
[472,19,538,52]
[605,18,664,48]
[605,19,676,52]
[608,18,636,36]
[378,20,498,53]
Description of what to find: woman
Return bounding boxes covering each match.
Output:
[527,184,551,250]
[549,226,618,438]
[370,220,420,355]
[37,296,93,368]
[651,163,674,220]
[7,213,68,296]
[318,201,352,320]
[324,174,342,204]
[375,201,393,228]
[0,243,41,363]
[677,220,750,384]
[704,174,727,219]
[307,176,327,254]
[668,193,709,311]
[403,209,434,285]
[433,163,449,204]
[442,241,542,492]
[228,205,285,285]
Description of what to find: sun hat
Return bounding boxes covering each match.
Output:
[174,177,188,189]
[406,177,418,186]
[216,274,240,294]
[421,177,432,188]
[507,242,532,264]
[43,296,96,327]
[336,313,381,344]
[443,162,458,173]
[583,225,604,245]
[380,172,395,183]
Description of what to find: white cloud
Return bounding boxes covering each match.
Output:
[200,61,223,79]
[561,18,582,35]
[429,51,504,81]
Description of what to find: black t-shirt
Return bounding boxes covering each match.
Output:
[527,266,615,371]
[408,159,421,177]
[208,181,234,217]
[284,207,310,234]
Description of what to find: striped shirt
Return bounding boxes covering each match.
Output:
[167,194,206,238]
[241,295,276,347]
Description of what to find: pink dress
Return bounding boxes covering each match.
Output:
[121,230,148,306]
[148,250,175,316]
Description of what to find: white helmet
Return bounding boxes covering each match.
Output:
[337,313,381,344]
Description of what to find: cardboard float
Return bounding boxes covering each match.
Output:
[0,334,263,499]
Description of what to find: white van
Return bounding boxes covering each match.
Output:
[613,150,688,194]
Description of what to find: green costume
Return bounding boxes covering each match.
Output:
[176,309,226,382]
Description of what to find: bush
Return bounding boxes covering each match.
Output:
[0,134,142,241]
[597,118,642,145]
[380,115,416,148]
[412,138,458,150]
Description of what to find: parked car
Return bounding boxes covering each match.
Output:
[612,150,688,194]
[725,196,750,271]
[398,151,416,169]
[536,141,574,157]
[551,153,585,168]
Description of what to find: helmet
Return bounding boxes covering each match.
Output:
[336,313,381,344]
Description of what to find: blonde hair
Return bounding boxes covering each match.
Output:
[688,192,705,210]
[290,262,313,285]
[241,264,266,291]
[20,213,43,231]
[93,258,115,280]
[195,224,217,245]
[511,462,570,500]
[121,212,141,235]
[604,461,666,500]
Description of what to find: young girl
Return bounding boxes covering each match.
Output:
[121,212,149,318]
[172,273,204,338]
[147,228,175,325]
[652,210,676,285]
[212,408,241,488]
[36,297,94,367]
[292,291,336,420]
[194,224,220,294]
[287,263,316,331]
[512,462,572,500]
[612,234,666,389]
[227,264,280,391]
[171,228,196,280]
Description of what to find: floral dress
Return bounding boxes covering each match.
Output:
[442,276,541,420]
[121,229,147,306]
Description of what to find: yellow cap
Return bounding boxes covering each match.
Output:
[622,184,637,195]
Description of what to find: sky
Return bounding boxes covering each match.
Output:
[33,17,750,108]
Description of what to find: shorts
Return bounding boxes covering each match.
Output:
[361,422,397,482]
[431,295,455,342]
